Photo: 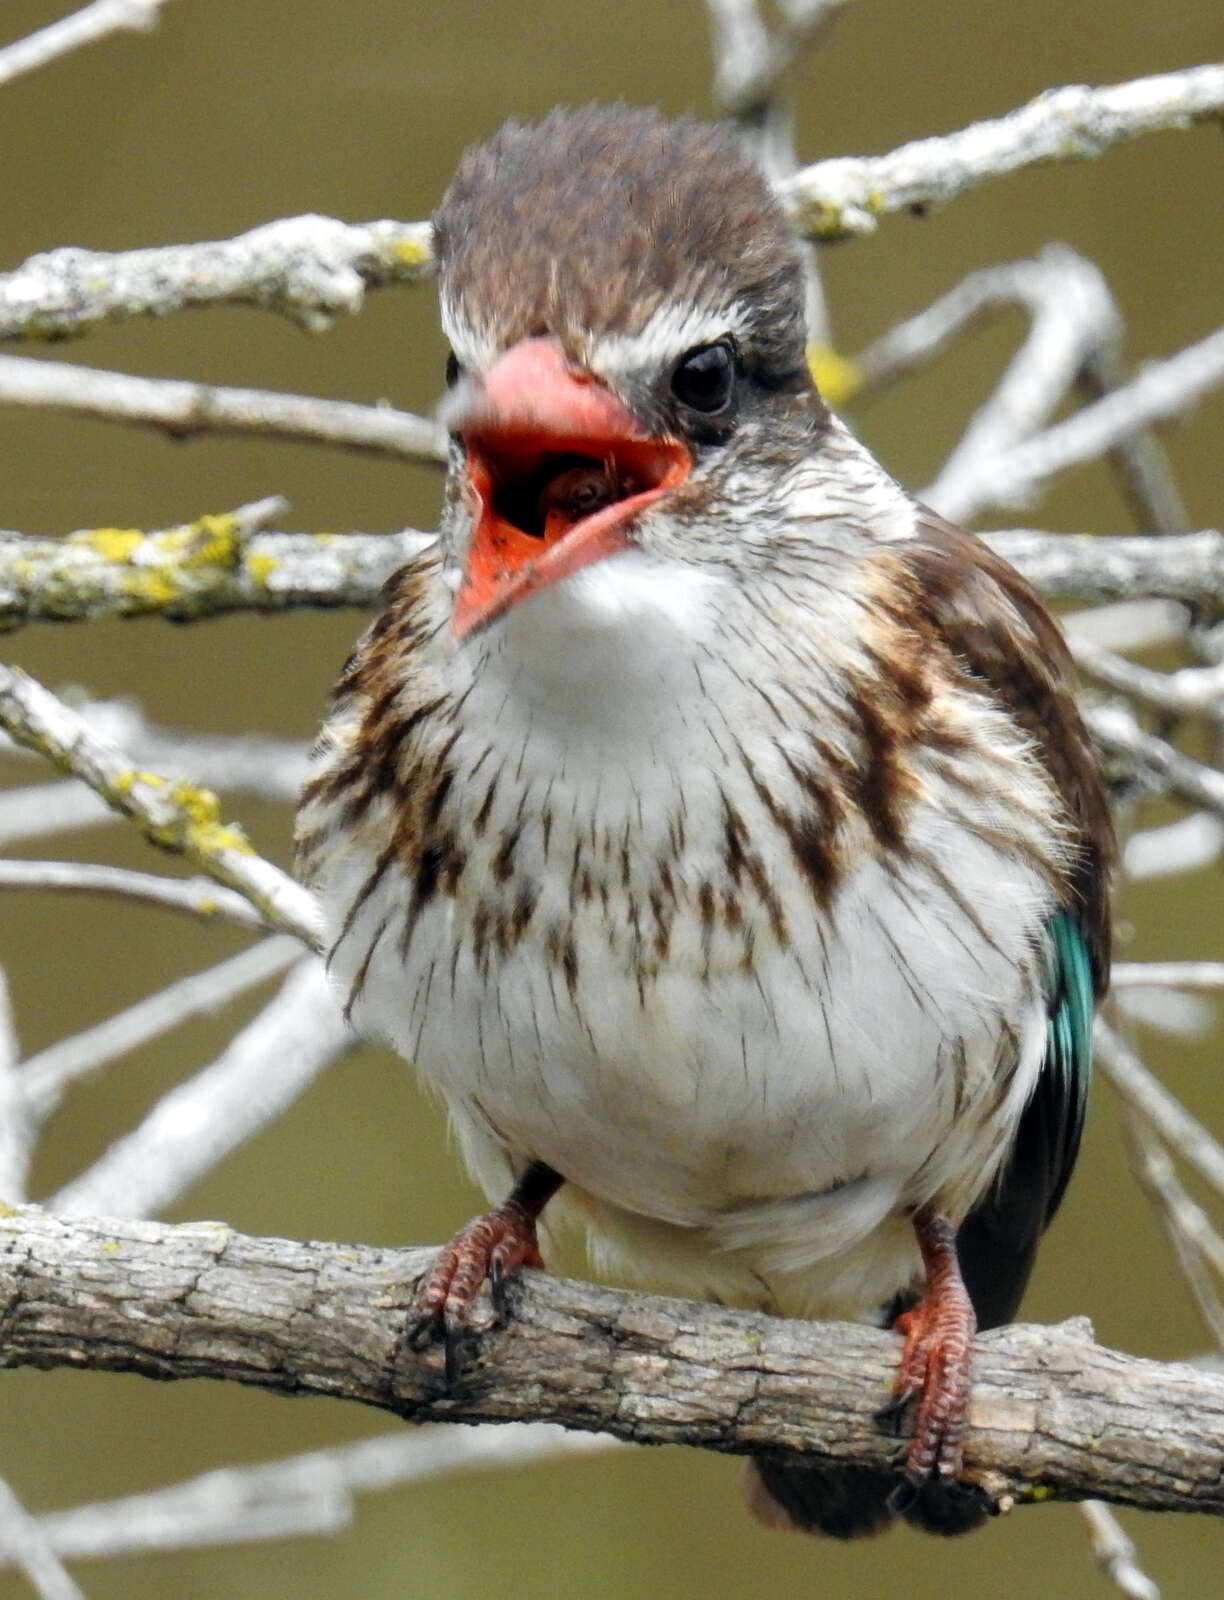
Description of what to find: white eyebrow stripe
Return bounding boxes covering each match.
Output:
[591,301,748,383]
[440,298,498,374]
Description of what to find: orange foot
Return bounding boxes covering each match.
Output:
[877,1211,994,1535]
[409,1163,561,1383]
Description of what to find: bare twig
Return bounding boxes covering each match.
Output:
[0,217,433,341]
[14,1427,616,1563]
[1,1207,1223,1516]
[1124,814,1224,880]
[0,781,112,847]
[51,958,352,1218]
[1095,1020,1224,1200]
[1121,1106,1224,1351]
[19,937,301,1118]
[1085,703,1224,822]
[0,1478,84,1600]
[1078,342,1190,535]
[1078,1502,1162,1600]
[0,0,176,91]
[0,353,447,463]
[0,665,321,945]
[1112,962,1224,992]
[785,65,1224,238]
[982,328,1224,514]
[0,517,430,629]
[706,0,847,117]
[0,968,29,1203]
[0,860,270,928]
[1072,639,1224,718]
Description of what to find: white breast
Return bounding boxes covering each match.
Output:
[318,546,1058,1319]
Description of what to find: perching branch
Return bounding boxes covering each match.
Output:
[1,1206,1222,1519]
[0,68,1219,341]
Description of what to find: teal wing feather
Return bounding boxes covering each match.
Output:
[1041,908,1096,1218]
[957,909,1099,1329]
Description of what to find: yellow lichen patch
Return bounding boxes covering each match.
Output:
[392,236,430,268]
[113,769,167,797]
[101,1240,121,1254]
[246,552,278,589]
[70,527,144,562]
[123,569,180,610]
[153,513,241,570]
[170,781,255,857]
[0,1201,18,1218]
[806,344,864,408]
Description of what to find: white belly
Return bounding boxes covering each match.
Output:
[325,778,1050,1318]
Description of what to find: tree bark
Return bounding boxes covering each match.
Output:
[2,1205,1221,1518]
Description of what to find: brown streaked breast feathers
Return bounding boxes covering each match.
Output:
[900,508,1114,988]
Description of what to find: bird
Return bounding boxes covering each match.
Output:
[295,104,1113,1538]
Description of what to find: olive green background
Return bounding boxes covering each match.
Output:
[1,1,1221,1596]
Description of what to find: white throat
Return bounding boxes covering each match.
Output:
[465,547,729,749]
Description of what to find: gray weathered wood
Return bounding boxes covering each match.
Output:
[1,1205,1221,1517]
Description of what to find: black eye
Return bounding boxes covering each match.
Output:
[671,341,735,414]
[444,351,462,388]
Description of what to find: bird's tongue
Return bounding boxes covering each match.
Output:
[539,462,626,541]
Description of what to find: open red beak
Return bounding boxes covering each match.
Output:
[450,338,690,639]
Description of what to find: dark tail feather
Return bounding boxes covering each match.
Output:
[744,1459,897,1540]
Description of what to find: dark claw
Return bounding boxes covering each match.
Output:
[873,1390,914,1434]
[406,1309,443,1352]
[444,1323,472,1387]
[489,1256,508,1320]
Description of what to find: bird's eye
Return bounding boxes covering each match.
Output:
[671,341,735,414]
[444,351,462,388]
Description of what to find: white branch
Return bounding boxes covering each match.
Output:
[0,354,447,463]
[0,216,433,340]
[1095,1020,1224,1201]
[51,958,352,1218]
[1124,814,1224,881]
[0,860,269,927]
[0,968,29,1202]
[0,0,175,91]
[19,936,301,1118]
[913,249,1121,521]
[1072,640,1224,718]
[1085,702,1224,822]
[1079,1501,1162,1600]
[785,65,1224,237]
[16,1426,615,1563]
[0,1479,84,1600]
[1112,962,1224,993]
[980,327,1224,515]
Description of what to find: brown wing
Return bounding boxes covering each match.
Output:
[900,506,1114,988]
[899,508,1115,1329]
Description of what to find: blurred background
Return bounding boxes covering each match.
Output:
[1,0,1221,1595]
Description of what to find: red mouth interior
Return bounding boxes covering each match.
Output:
[467,431,688,548]
[452,428,691,636]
